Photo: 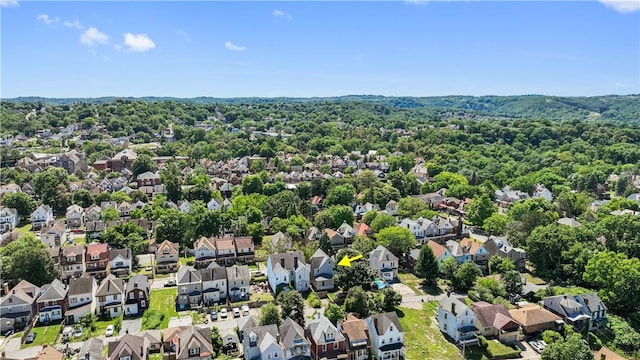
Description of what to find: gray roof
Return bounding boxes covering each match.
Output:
[579,293,606,313]
[177,265,202,284]
[369,312,403,336]
[226,265,250,282]
[244,324,279,348]
[68,276,95,296]
[370,245,398,263]
[279,318,310,349]
[268,251,307,273]
[96,274,124,297]
[438,295,470,318]
[201,263,227,282]
[126,275,149,294]
[310,249,331,272]
[175,326,212,359]
[38,279,68,302]
[79,337,105,360]
[108,334,148,360]
[237,315,259,334]
[108,248,131,261]
[307,315,345,343]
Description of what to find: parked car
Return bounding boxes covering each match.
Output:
[145,266,153,271]
[61,326,74,342]
[3,330,14,337]
[210,310,218,321]
[74,327,83,338]
[25,332,36,343]
[164,279,176,287]
[528,340,544,353]
[105,325,115,337]
[232,307,241,318]
[242,305,250,315]
[220,308,228,319]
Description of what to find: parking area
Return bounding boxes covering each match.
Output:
[516,340,542,360]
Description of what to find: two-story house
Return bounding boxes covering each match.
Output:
[96,274,124,319]
[426,240,453,263]
[369,246,398,281]
[65,275,97,324]
[85,204,102,222]
[307,315,347,360]
[234,236,255,264]
[226,265,250,302]
[37,279,67,324]
[39,221,67,248]
[471,301,522,343]
[280,317,311,360]
[542,294,606,332]
[59,245,85,280]
[0,280,40,332]
[437,294,478,345]
[156,240,179,273]
[484,236,527,271]
[201,262,227,305]
[31,204,54,230]
[267,251,310,294]
[215,236,236,266]
[85,243,109,279]
[338,314,371,360]
[336,222,356,247]
[137,171,161,187]
[459,238,489,269]
[162,325,213,360]
[207,198,221,211]
[575,293,608,330]
[0,206,19,234]
[399,218,423,241]
[309,249,335,292]
[177,266,203,310]
[445,240,473,264]
[194,236,217,268]
[109,248,133,277]
[107,333,149,360]
[66,204,84,228]
[365,312,405,360]
[242,324,283,360]
[124,275,149,316]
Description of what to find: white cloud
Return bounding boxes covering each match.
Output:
[273,9,293,20]
[36,14,58,26]
[405,0,428,5]
[599,0,640,13]
[63,19,84,29]
[123,33,156,52]
[225,41,246,52]
[0,0,18,7]
[80,27,109,46]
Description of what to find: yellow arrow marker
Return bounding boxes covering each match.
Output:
[338,254,363,267]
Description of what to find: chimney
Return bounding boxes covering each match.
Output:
[294,257,299,268]
[2,282,8,295]
[140,345,143,357]
[43,345,48,349]
[600,354,606,360]
[451,303,457,316]
[280,258,285,268]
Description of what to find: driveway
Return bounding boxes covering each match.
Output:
[168,315,193,328]
[120,318,142,335]
[516,341,541,360]
[2,337,22,352]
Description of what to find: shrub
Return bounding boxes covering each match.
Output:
[541,330,562,344]
[478,335,488,349]
[142,310,165,330]
[588,332,602,350]
[307,293,322,309]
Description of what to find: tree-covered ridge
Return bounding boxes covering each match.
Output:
[2,94,639,122]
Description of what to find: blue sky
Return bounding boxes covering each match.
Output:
[1,1,639,98]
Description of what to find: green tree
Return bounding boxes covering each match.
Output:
[352,235,376,255]
[110,191,131,204]
[79,313,98,332]
[210,326,223,356]
[541,333,594,360]
[242,175,264,195]
[361,210,378,225]
[483,213,509,235]
[160,162,182,203]
[454,261,481,291]
[262,191,302,219]
[131,154,157,178]
[416,245,439,285]
[378,288,402,312]
[102,206,120,221]
[33,167,69,212]
[541,330,562,345]
[1,192,36,219]
[259,302,282,326]
[277,291,305,324]
[334,248,376,290]
[397,196,429,218]
[503,269,523,294]
[370,213,396,233]
[325,184,356,207]
[376,226,416,257]
[325,303,345,325]
[344,286,373,318]
[583,251,640,313]
[466,194,497,226]
[155,209,189,246]
[488,256,515,275]
[439,257,458,281]
[72,189,94,208]
[0,234,58,286]
[527,224,576,278]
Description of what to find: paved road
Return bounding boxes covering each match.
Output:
[120,318,142,335]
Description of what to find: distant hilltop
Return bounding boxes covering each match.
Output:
[2,94,639,123]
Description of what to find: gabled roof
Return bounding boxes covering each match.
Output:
[368,312,403,336]
[244,324,280,351]
[226,265,250,282]
[237,315,259,334]
[307,315,345,343]
[37,345,64,360]
[126,275,149,294]
[310,248,332,273]
[370,245,399,263]
[339,315,369,344]
[459,238,482,255]
[177,266,202,284]
[109,248,132,261]
[355,222,371,236]
[68,276,95,296]
[279,317,310,348]
[268,251,307,273]
[107,334,148,360]
[171,326,212,359]
[471,302,520,331]
[508,303,561,327]
[426,240,449,259]
[194,236,216,251]
[439,295,471,318]
[156,240,179,255]
[38,279,68,302]
[79,337,105,360]
[86,243,108,257]
[201,262,227,282]
[214,236,235,251]
[1,280,40,306]
[96,274,124,297]
[234,236,253,249]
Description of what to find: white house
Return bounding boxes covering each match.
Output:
[267,251,310,293]
[207,198,222,211]
[369,245,399,281]
[66,204,84,228]
[242,324,283,360]
[385,200,398,216]
[108,248,132,277]
[31,204,54,230]
[309,249,335,291]
[437,294,478,345]
[0,206,19,233]
[65,276,97,324]
[0,280,40,333]
[399,218,422,238]
[95,274,124,319]
[365,312,405,360]
[227,265,251,302]
[178,200,191,213]
[533,183,553,202]
[194,236,217,267]
[202,262,228,305]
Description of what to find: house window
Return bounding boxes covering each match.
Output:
[129,292,134,300]
[334,343,338,350]
[120,357,131,360]
[71,298,77,304]
[274,352,278,358]
[322,344,326,352]
[91,254,99,260]
[188,347,200,356]
[141,300,146,307]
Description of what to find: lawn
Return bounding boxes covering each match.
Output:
[397,272,423,296]
[22,323,61,348]
[250,292,275,302]
[179,256,195,266]
[147,288,178,329]
[90,316,121,338]
[397,302,463,360]
[523,273,546,286]
[485,339,521,358]
[16,224,32,236]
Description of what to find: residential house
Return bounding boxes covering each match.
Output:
[242,324,283,360]
[178,200,192,213]
[156,240,179,273]
[399,218,422,240]
[85,205,102,222]
[215,236,236,266]
[59,245,85,280]
[37,279,67,324]
[36,345,65,360]
[437,294,478,345]
[31,204,54,230]
[0,206,19,233]
[222,332,240,356]
[494,186,529,209]
[508,303,562,335]
[364,312,404,360]
[107,334,149,360]
[57,149,88,174]
[194,236,217,268]
[445,240,473,264]
[338,314,371,360]
[66,204,84,228]
[280,317,312,360]
[117,202,132,218]
[471,301,523,343]
[226,265,250,302]
[235,236,255,264]
[109,248,133,277]
[237,316,260,339]
[267,251,310,293]
[136,171,161,187]
[124,275,149,316]
[355,223,372,237]
[201,262,228,305]
[322,229,345,249]
[79,337,106,360]
[85,243,109,279]
[533,184,553,202]
[96,274,124,319]
[306,315,347,360]
[576,293,608,330]
[65,275,97,324]
[177,266,203,310]
[309,249,335,292]
[0,280,40,332]
[206,198,221,211]
[542,293,607,331]
[107,149,138,172]
[369,246,398,281]
[484,237,527,270]
[385,200,398,216]
[594,347,627,360]
[162,325,213,360]
[39,221,67,248]
[336,222,356,247]
[269,232,293,252]
[459,238,490,268]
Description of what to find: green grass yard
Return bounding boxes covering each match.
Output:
[523,273,546,286]
[147,288,178,329]
[22,323,61,348]
[397,302,463,360]
[16,224,32,236]
[397,272,423,295]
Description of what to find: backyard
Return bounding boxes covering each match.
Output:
[22,322,61,348]
[146,288,178,329]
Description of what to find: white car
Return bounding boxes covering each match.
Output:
[232,307,241,318]
[105,325,115,337]
[220,308,228,318]
[242,305,250,315]
[74,327,83,338]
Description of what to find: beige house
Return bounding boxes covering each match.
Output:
[156,240,179,273]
